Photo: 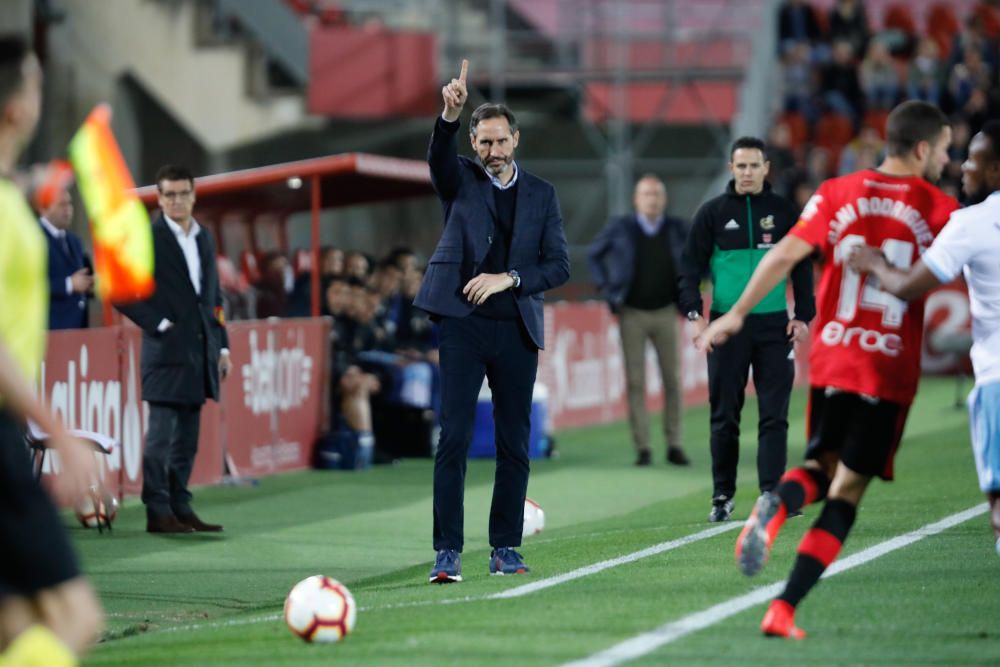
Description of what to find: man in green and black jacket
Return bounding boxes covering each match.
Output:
[679,136,815,523]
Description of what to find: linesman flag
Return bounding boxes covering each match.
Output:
[68,104,154,302]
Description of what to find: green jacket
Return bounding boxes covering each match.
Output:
[678,180,815,320]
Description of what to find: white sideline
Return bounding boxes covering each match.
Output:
[561,504,989,667]
[149,522,742,638]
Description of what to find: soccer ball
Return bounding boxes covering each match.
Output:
[522,497,545,537]
[75,495,118,529]
[284,575,356,643]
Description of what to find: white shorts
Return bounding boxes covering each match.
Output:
[968,381,1000,493]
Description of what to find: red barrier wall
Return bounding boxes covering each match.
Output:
[40,319,329,500]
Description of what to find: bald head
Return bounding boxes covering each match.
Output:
[633,175,667,220]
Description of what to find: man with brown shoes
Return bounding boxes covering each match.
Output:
[117,165,231,534]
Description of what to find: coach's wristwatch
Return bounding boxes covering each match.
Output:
[507,269,521,289]
[686,310,702,322]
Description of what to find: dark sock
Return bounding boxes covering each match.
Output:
[778,498,857,608]
[775,466,830,514]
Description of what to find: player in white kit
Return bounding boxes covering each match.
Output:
[849,120,1000,556]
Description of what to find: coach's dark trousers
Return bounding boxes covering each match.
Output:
[143,402,203,519]
[433,314,538,552]
[707,311,795,500]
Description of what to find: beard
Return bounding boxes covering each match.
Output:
[962,184,990,207]
[481,154,512,176]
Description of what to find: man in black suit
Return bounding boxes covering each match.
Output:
[35,161,92,330]
[116,165,231,534]
[415,60,569,582]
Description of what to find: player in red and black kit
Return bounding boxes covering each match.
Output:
[695,101,957,639]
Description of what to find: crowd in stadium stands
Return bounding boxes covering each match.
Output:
[221,243,440,458]
[774,0,1000,206]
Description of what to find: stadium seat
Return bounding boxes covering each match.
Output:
[884,4,918,36]
[926,3,961,59]
[779,111,810,147]
[974,1,1000,39]
[863,109,890,138]
[814,112,855,150]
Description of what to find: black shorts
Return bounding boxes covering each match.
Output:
[0,409,81,599]
[804,387,909,481]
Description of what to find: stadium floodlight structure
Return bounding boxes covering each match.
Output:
[132,152,434,320]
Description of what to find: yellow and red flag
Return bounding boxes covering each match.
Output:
[68,104,154,302]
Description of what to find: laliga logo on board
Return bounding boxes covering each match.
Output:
[241,328,314,415]
[38,343,145,482]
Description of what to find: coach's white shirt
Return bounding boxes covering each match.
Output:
[923,192,1000,386]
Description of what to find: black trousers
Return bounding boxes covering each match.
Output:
[707,311,795,499]
[433,314,538,552]
[143,402,203,519]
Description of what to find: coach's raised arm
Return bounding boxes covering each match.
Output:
[414,59,569,583]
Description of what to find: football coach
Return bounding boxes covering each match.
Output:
[415,59,569,582]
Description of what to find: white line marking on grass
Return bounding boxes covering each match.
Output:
[131,523,742,639]
[561,503,989,667]
[489,523,741,600]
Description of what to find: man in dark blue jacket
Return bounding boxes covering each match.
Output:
[587,175,690,467]
[35,164,92,330]
[415,60,569,583]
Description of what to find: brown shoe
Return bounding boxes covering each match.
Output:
[147,515,195,534]
[177,512,224,532]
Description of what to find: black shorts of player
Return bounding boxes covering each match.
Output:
[0,408,81,599]
[804,386,910,481]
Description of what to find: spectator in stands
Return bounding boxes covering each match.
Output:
[827,0,870,59]
[766,123,798,198]
[397,267,438,361]
[791,178,819,210]
[372,258,404,335]
[838,125,884,175]
[950,15,997,71]
[820,40,864,125]
[344,250,370,282]
[587,174,690,467]
[781,42,819,124]
[806,145,833,182]
[777,0,822,55]
[254,250,289,319]
[387,245,418,276]
[974,0,1000,40]
[321,245,344,276]
[322,273,380,465]
[906,37,947,106]
[949,46,993,111]
[859,39,900,111]
[33,160,92,329]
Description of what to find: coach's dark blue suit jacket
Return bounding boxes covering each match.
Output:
[40,221,89,330]
[414,118,569,349]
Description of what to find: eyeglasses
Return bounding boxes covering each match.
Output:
[160,190,193,201]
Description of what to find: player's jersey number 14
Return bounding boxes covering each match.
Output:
[834,234,914,328]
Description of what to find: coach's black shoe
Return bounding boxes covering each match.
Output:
[708,495,734,523]
[635,449,652,466]
[177,512,224,532]
[666,447,690,466]
[147,515,194,534]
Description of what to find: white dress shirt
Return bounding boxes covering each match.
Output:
[164,214,202,296]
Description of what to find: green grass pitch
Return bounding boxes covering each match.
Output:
[75,377,999,666]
